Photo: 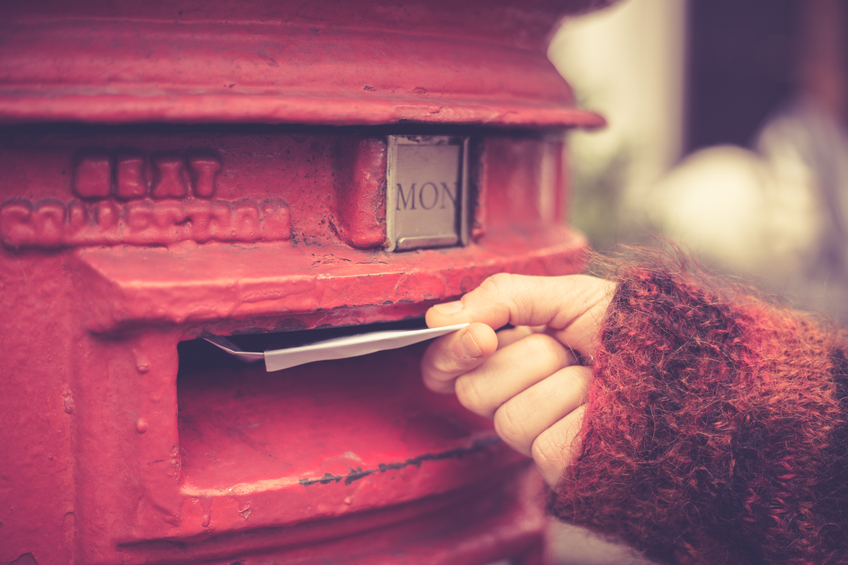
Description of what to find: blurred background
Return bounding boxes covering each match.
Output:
[550,0,848,321]
[545,0,848,562]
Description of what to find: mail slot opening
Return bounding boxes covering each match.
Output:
[176,319,501,496]
[177,318,438,376]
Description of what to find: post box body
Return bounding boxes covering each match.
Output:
[0,2,610,564]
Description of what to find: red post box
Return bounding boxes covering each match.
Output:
[0,1,610,563]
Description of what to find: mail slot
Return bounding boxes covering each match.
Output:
[0,1,610,564]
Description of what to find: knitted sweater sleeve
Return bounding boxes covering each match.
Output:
[549,262,848,565]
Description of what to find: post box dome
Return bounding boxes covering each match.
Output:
[0,0,611,127]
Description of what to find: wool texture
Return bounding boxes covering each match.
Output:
[550,257,848,565]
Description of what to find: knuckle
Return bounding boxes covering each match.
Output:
[421,374,441,392]
[424,340,466,377]
[521,333,567,370]
[454,374,487,416]
[426,379,454,395]
[420,363,454,393]
[470,273,525,326]
[483,272,515,294]
[531,431,565,473]
[429,353,457,376]
[493,402,526,447]
[478,273,519,305]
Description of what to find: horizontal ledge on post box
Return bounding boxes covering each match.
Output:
[0,93,606,129]
[73,226,588,333]
[119,465,541,563]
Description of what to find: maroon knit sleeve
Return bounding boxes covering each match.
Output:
[550,261,848,565]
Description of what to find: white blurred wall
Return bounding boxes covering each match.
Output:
[549,0,687,222]
[549,0,848,320]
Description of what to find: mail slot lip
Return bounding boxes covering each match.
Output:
[118,465,539,564]
[73,226,589,332]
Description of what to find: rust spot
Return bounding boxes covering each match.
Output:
[298,437,501,487]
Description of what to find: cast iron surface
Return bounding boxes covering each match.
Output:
[0,0,611,562]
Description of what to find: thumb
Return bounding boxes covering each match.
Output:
[426,273,614,358]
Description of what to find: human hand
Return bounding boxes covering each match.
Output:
[420,273,615,486]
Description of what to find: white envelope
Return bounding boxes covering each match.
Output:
[204,323,469,372]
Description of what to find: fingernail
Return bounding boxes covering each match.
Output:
[461,330,482,358]
[433,300,463,315]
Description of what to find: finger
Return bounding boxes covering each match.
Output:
[496,325,535,348]
[426,274,614,358]
[531,405,587,487]
[453,333,576,418]
[493,365,590,456]
[420,323,498,394]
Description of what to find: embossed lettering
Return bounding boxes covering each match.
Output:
[116,156,148,200]
[67,202,88,234]
[96,200,120,229]
[74,156,112,199]
[158,201,191,241]
[127,201,156,233]
[185,201,228,242]
[0,199,290,248]
[151,156,188,199]
[0,202,35,244]
[155,201,189,229]
[74,150,223,200]
[233,203,260,240]
[188,157,222,198]
[396,183,416,210]
[208,202,234,240]
[259,200,291,241]
[33,202,67,245]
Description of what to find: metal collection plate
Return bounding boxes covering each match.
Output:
[386,135,469,252]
